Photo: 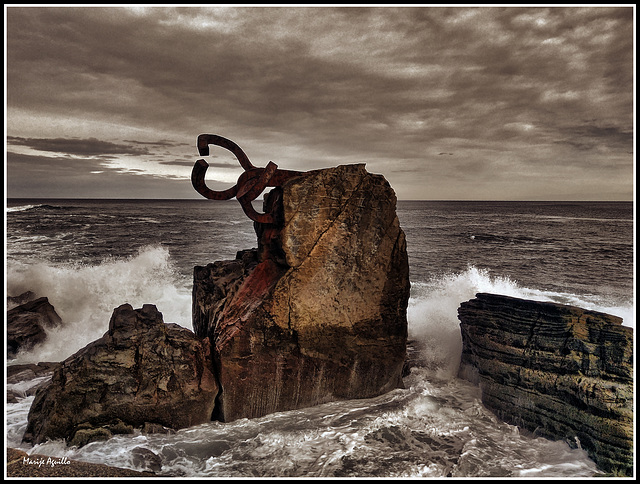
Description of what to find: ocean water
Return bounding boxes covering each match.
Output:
[5,198,635,477]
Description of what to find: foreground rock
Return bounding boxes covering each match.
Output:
[458,293,633,476]
[193,164,410,422]
[6,447,154,477]
[7,296,63,358]
[23,304,218,445]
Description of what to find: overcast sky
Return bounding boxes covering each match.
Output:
[5,5,635,200]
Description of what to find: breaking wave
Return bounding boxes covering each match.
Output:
[6,203,66,213]
[6,254,621,477]
[6,245,192,364]
[7,247,633,370]
[407,265,634,380]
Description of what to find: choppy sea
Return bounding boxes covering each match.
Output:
[5,198,635,477]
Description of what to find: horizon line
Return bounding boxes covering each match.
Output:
[5,197,635,203]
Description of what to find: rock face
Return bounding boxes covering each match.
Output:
[7,296,63,358]
[457,293,633,477]
[193,164,410,422]
[23,304,218,445]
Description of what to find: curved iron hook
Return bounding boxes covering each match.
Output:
[197,134,255,171]
[191,134,307,224]
[191,158,238,200]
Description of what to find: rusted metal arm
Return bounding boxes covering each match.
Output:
[191,159,238,200]
[191,134,307,224]
[197,134,255,171]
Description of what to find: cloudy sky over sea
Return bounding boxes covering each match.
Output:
[5,5,635,200]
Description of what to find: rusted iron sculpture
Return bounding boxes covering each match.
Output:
[191,134,306,224]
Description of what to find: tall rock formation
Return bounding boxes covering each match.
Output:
[457,293,633,476]
[23,304,218,445]
[193,164,410,422]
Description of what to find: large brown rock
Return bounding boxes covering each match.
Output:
[457,293,633,476]
[193,164,410,422]
[7,296,63,358]
[23,304,218,445]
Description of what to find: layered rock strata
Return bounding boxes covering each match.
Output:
[23,304,218,445]
[193,163,410,422]
[458,293,633,476]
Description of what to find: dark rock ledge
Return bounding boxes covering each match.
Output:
[458,292,633,477]
[7,294,63,358]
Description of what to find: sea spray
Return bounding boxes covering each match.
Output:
[407,266,634,379]
[407,266,530,379]
[6,245,192,364]
[8,255,633,365]
[7,199,630,477]
[6,267,612,477]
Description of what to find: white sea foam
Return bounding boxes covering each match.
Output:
[6,260,615,477]
[7,204,40,213]
[406,265,634,381]
[7,371,598,477]
[6,200,630,477]
[8,254,633,368]
[6,245,192,364]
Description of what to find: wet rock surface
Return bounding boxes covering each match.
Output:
[194,164,410,422]
[7,295,63,358]
[22,304,218,445]
[457,293,633,476]
[6,362,59,403]
[7,290,38,310]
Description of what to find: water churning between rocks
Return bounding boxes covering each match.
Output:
[6,199,633,477]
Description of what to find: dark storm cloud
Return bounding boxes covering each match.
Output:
[159,159,238,169]
[124,140,190,147]
[7,136,150,157]
[5,5,634,200]
[6,150,195,198]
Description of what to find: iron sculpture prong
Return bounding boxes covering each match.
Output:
[191,134,307,224]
